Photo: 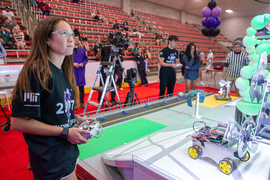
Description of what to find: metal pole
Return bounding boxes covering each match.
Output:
[191,93,202,119]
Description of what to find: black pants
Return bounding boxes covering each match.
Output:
[79,86,84,104]
[138,66,148,85]
[115,61,123,88]
[1,41,14,49]
[159,69,176,98]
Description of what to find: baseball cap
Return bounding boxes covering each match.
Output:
[5,6,10,9]
[1,24,7,27]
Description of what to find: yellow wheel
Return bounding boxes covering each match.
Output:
[188,146,199,159]
[240,151,250,162]
[219,159,233,175]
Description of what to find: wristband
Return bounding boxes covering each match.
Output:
[60,127,69,139]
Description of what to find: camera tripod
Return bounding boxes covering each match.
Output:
[124,80,140,107]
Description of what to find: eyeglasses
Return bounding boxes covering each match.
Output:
[51,29,74,39]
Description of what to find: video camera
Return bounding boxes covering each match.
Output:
[107,31,129,51]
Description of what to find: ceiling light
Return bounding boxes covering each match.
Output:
[226,9,233,13]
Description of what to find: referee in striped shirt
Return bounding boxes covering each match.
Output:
[222,42,249,97]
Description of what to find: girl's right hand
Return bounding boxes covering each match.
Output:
[67,128,90,145]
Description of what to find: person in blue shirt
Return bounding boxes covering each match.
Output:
[183,42,201,93]
[134,47,148,86]
[122,19,129,31]
[0,44,7,64]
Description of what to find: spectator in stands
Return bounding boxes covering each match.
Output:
[40,0,50,16]
[11,16,94,180]
[0,44,7,64]
[179,44,186,78]
[222,42,248,97]
[133,25,142,39]
[94,40,100,56]
[31,0,41,8]
[5,19,17,33]
[113,18,120,30]
[13,25,25,50]
[122,19,129,31]
[91,10,99,21]
[80,33,89,51]
[198,49,205,86]
[72,0,80,3]
[134,47,148,86]
[101,34,107,44]
[159,35,181,98]
[183,43,201,93]
[1,6,15,22]
[73,35,88,109]
[0,24,14,49]
[97,11,107,24]
[155,32,163,45]
[132,43,139,55]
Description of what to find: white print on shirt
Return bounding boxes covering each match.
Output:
[166,53,177,63]
[160,52,163,56]
[24,92,40,103]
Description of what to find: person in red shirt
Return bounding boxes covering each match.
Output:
[40,0,50,16]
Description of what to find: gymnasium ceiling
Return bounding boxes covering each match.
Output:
[143,0,270,19]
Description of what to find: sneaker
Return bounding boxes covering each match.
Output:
[200,81,206,86]
[110,100,118,106]
[80,103,85,109]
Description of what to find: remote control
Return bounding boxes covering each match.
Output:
[73,120,103,139]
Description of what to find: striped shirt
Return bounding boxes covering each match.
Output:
[13,32,24,42]
[225,51,249,78]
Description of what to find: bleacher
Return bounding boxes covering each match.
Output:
[2,0,233,66]
[133,10,231,63]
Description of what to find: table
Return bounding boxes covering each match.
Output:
[207,68,223,87]
[0,81,16,90]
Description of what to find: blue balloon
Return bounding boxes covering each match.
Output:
[206,16,216,27]
[202,18,208,27]
[214,17,221,27]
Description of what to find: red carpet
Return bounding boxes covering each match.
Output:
[0,83,235,179]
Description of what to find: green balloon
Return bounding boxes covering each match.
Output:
[262,40,267,44]
[251,15,265,30]
[252,63,259,71]
[240,66,253,79]
[256,43,269,55]
[235,77,249,90]
[266,70,269,78]
[252,54,260,63]
[239,87,250,97]
[243,35,257,47]
[246,47,255,54]
[242,96,251,103]
[257,40,262,44]
[246,27,257,36]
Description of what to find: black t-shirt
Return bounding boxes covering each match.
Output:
[160,47,178,73]
[12,61,79,180]
[101,44,111,62]
[133,53,145,69]
[156,35,162,40]
[81,37,88,43]
[94,44,99,56]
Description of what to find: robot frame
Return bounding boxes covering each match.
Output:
[188,51,270,175]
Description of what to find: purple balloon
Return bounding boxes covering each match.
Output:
[202,7,212,18]
[214,17,221,27]
[206,16,216,27]
[212,6,222,18]
[202,18,208,26]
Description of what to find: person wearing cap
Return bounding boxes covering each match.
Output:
[198,49,206,86]
[0,24,14,49]
[1,6,15,22]
[40,0,50,16]
[222,42,249,97]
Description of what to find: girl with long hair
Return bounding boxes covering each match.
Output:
[11,17,94,180]
[183,42,201,93]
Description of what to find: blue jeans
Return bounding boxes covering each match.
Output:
[42,9,50,15]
